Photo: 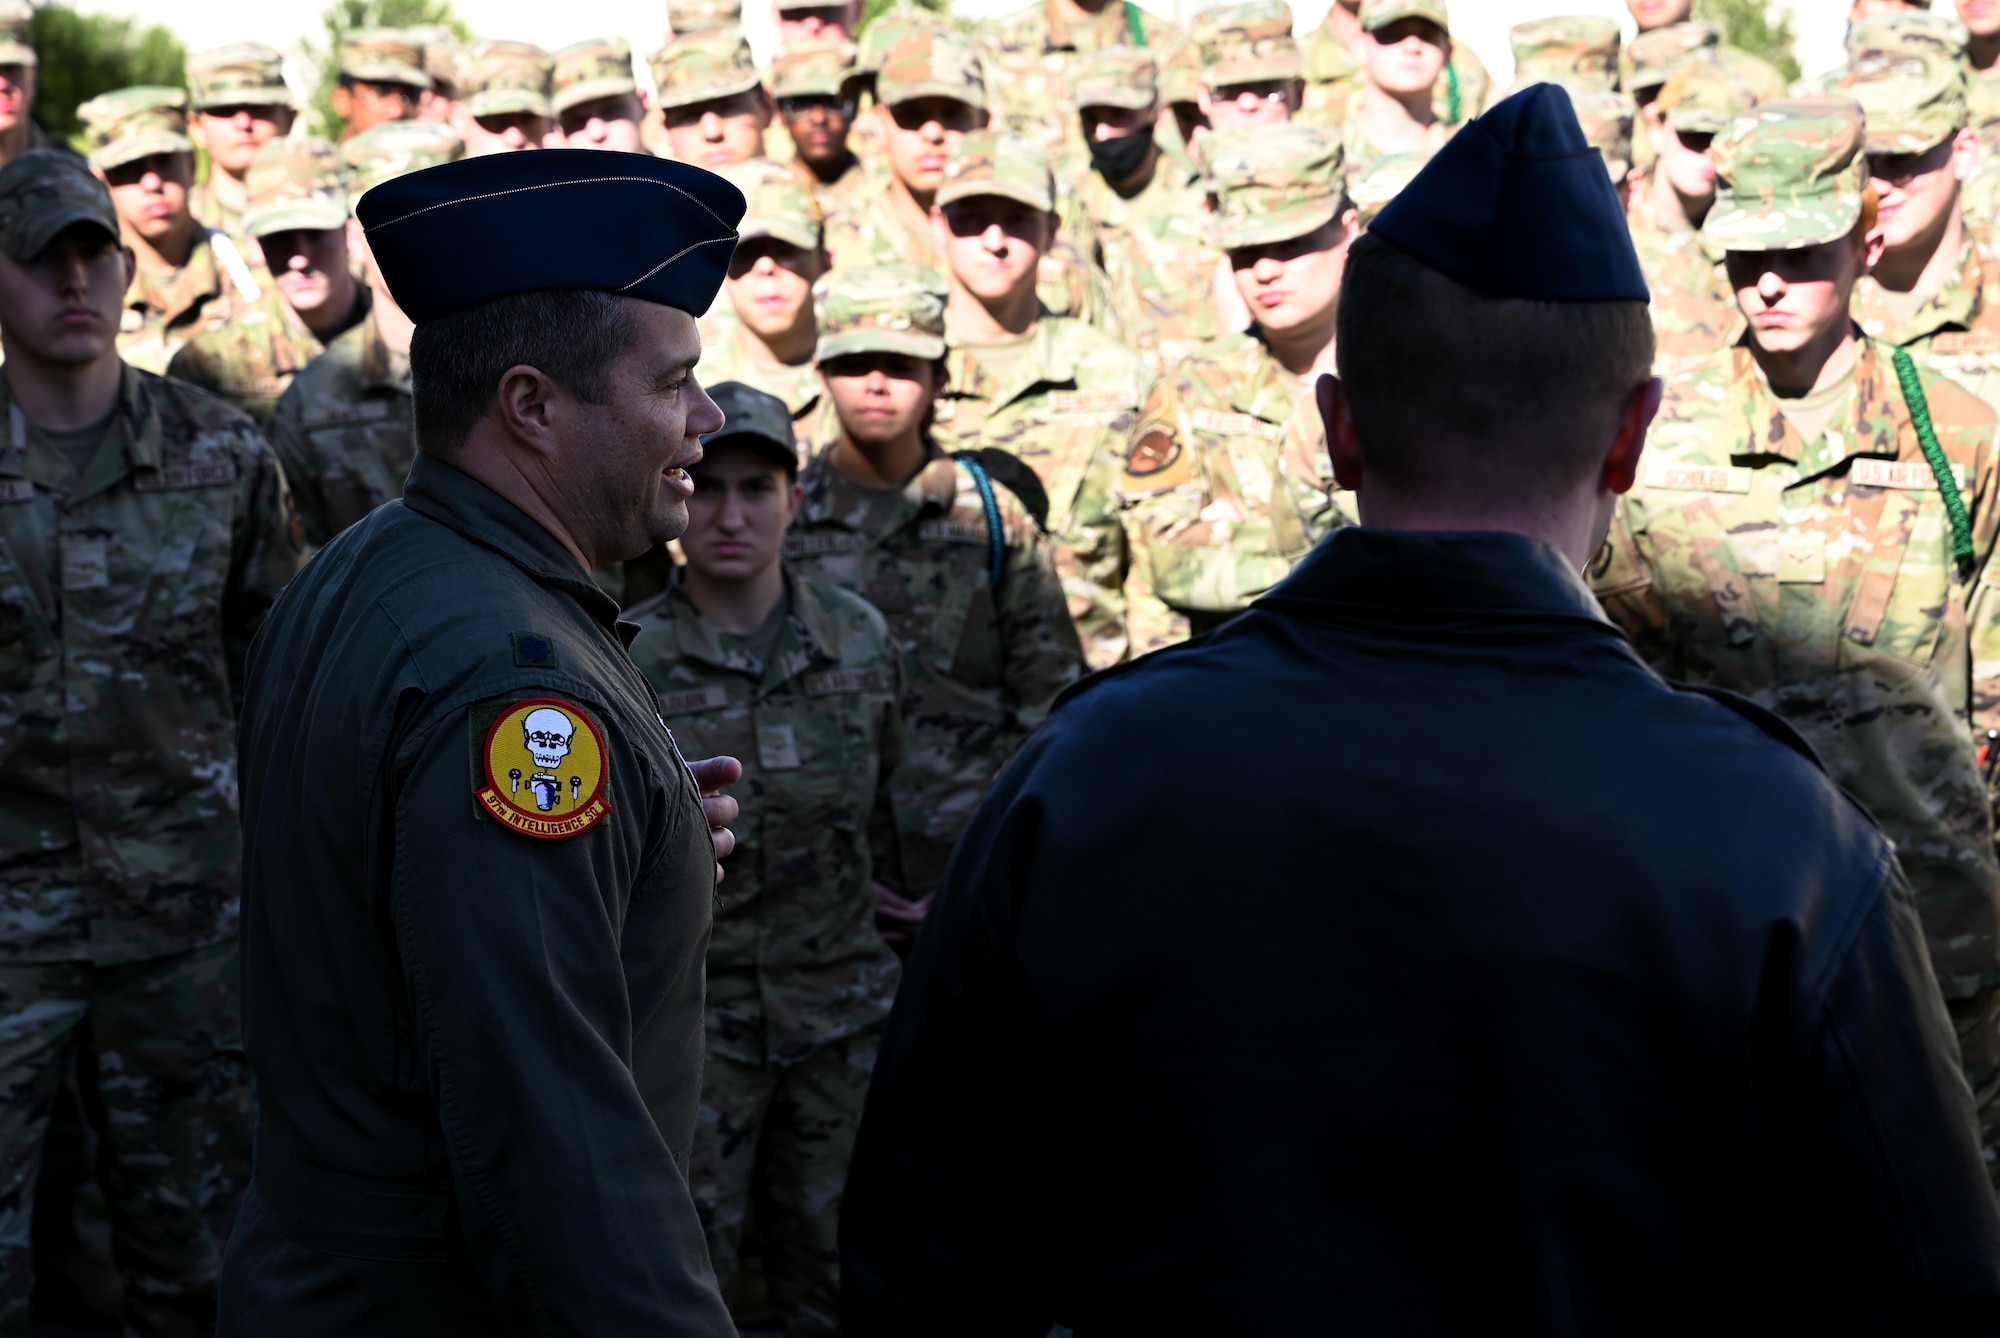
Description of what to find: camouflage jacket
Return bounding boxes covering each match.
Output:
[1853,231,2000,415]
[1333,95,1458,185]
[935,315,1148,669]
[1299,21,1491,129]
[187,170,246,245]
[1072,158,1225,374]
[794,151,873,218]
[822,168,1116,333]
[1592,338,2000,997]
[977,0,1183,162]
[266,307,413,548]
[1627,185,1740,374]
[785,445,1085,895]
[167,285,369,430]
[626,568,905,1067]
[0,364,306,964]
[693,321,830,458]
[1117,329,1347,653]
[118,231,258,376]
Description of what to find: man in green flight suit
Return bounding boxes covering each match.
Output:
[1591,96,2000,1183]
[628,382,904,1337]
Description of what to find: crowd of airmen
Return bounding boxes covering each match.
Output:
[12,0,2000,1330]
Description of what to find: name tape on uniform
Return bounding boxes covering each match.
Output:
[1848,458,1969,491]
[1049,390,1129,415]
[918,518,987,545]
[658,684,729,717]
[132,461,237,492]
[1647,462,1752,493]
[804,668,888,696]
[784,532,858,558]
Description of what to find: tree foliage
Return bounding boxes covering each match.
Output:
[1695,0,1801,84]
[30,5,187,143]
[303,0,468,140]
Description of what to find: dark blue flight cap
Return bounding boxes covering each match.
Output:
[1369,83,1650,303]
[356,148,746,324]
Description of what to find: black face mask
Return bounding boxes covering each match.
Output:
[1089,128,1154,182]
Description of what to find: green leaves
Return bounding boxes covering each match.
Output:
[30,6,186,144]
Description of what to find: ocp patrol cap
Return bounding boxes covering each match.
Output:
[405,25,461,94]
[458,40,555,119]
[243,135,347,238]
[1372,83,1649,301]
[1506,16,1620,94]
[1359,0,1448,35]
[356,148,746,324]
[1847,10,1967,63]
[1072,45,1157,111]
[1158,34,1200,106]
[1626,21,1719,95]
[771,39,858,100]
[1655,62,1757,133]
[0,1,34,67]
[875,26,985,110]
[0,150,118,262]
[721,157,823,250]
[1198,1,1303,90]
[340,29,432,91]
[1704,97,1867,252]
[702,381,799,475]
[815,263,948,362]
[344,119,465,205]
[669,0,744,34]
[79,86,192,171]
[857,6,958,76]
[1570,87,1636,182]
[1352,149,1428,228]
[650,28,763,111]
[936,129,1054,213]
[1205,122,1346,250]
[186,43,294,111]
[552,37,638,115]
[1836,48,1967,154]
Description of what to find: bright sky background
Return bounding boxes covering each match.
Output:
[65,0,1858,102]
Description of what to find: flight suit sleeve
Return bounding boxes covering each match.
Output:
[999,514,1088,737]
[387,697,734,1335]
[223,438,307,704]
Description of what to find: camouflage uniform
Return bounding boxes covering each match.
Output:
[0,145,305,1337]
[696,159,830,452]
[1593,99,2000,1179]
[80,89,259,377]
[551,36,640,129]
[403,24,459,103]
[183,44,295,244]
[788,265,1085,897]
[456,40,555,125]
[1841,47,2000,417]
[1627,64,1753,373]
[1118,125,1349,654]
[1351,148,1427,227]
[823,26,1112,331]
[771,40,871,215]
[976,0,1182,163]
[628,561,904,1336]
[261,122,457,547]
[1331,0,1463,175]
[847,6,962,177]
[1299,0,1490,132]
[1067,47,1220,374]
[167,137,361,429]
[1503,15,1619,95]
[932,130,1149,670]
[336,29,433,102]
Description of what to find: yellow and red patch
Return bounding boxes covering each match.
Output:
[475,697,612,840]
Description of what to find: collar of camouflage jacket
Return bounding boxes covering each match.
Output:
[659,565,838,688]
[798,439,959,527]
[1853,231,1988,349]
[128,233,224,329]
[1727,335,1908,478]
[0,363,179,506]
[1259,525,1615,629]
[947,317,1074,415]
[1228,331,1304,425]
[399,451,624,628]
[356,302,411,396]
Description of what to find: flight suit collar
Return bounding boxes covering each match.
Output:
[356,303,410,395]
[1853,231,1986,347]
[400,452,623,629]
[1264,526,1613,629]
[0,363,167,506]
[1725,334,1900,479]
[655,565,837,690]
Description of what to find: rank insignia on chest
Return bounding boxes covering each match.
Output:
[473,697,613,839]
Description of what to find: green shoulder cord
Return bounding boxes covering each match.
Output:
[1891,345,1977,580]
[1124,0,1146,46]
[958,456,1007,594]
[1444,61,1461,125]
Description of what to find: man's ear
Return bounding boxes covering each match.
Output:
[1603,377,1663,496]
[494,364,563,456]
[1319,372,1364,494]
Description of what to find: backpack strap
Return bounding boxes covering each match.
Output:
[957,455,1006,595]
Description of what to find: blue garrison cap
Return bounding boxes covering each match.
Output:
[1370,83,1649,302]
[356,148,745,324]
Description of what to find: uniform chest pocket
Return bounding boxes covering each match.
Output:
[1842,490,1950,667]
[101,488,236,662]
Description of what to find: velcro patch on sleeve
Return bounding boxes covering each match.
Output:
[472,697,613,840]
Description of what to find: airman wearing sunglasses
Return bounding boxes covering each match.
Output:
[651,28,772,172]
[771,39,868,213]
[183,44,296,244]
[1627,63,1755,371]
[550,37,649,155]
